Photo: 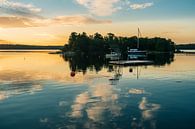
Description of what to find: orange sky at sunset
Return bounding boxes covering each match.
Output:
[0,0,194,45]
[0,19,194,46]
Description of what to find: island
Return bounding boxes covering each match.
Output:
[62,32,175,57]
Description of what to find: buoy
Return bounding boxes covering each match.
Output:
[70,71,76,77]
[129,68,133,73]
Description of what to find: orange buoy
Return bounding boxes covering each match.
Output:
[129,68,133,73]
[70,71,76,77]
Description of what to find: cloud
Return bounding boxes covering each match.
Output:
[130,2,154,10]
[0,0,112,28]
[0,15,112,28]
[76,0,120,16]
[0,0,42,18]
[76,0,154,15]
[0,16,43,28]
[52,15,112,25]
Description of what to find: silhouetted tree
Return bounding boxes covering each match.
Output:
[63,32,175,56]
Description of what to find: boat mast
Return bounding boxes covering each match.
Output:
[137,28,140,49]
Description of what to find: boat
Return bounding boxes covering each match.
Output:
[106,51,121,60]
[108,28,153,66]
[128,49,147,59]
[128,28,147,60]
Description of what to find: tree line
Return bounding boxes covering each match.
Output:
[176,44,195,50]
[0,44,63,50]
[63,32,175,56]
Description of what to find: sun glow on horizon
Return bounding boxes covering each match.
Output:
[0,0,194,45]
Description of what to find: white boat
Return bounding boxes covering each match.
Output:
[128,49,147,59]
[106,52,121,60]
[109,28,153,66]
[128,28,147,60]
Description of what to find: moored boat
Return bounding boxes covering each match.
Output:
[106,52,121,60]
[127,28,147,60]
[128,49,147,59]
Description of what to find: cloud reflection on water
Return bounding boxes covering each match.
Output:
[139,97,160,120]
[0,70,43,101]
[70,92,89,118]
[69,80,123,128]
[66,76,159,129]
[131,97,160,129]
[129,88,145,94]
[0,52,171,129]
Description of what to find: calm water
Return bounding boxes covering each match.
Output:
[0,51,195,129]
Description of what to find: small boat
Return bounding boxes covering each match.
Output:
[106,52,121,60]
[128,28,147,60]
[128,49,147,59]
[109,28,153,66]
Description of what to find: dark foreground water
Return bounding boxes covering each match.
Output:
[0,51,195,129]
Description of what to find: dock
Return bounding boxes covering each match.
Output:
[109,60,154,66]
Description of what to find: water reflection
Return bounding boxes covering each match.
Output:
[65,78,160,129]
[108,66,123,85]
[63,53,174,76]
[129,89,145,94]
[131,97,160,129]
[67,80,123,128]
[62,54,108,74]
[0,52,195,129]
[0,70,43,101]
[139,97,160,121]
[0,52,175,102]
[148,53,174,66]
[71,92,89,118]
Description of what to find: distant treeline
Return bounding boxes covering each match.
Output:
[176,44,195,50]
[63,32,175,56]
[0,44,63,50]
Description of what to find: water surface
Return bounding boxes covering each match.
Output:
[0,51,195,129]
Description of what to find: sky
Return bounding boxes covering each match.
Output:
[0,0,194,45]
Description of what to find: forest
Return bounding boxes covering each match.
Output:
[0,44,63,50]
[63,32,175,57]
[176,44,195,50]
